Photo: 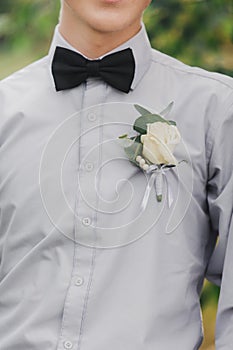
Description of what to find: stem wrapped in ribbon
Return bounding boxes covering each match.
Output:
[140,164,174,211]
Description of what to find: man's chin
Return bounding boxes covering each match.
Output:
[88,20,128,35]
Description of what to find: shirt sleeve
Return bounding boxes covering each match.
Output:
[205,93,233,350]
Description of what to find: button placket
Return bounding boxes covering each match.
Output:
[57,83,106,350]
[77,105,102,231]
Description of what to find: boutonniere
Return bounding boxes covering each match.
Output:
[119,102,184,207]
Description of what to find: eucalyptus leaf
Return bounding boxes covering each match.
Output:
[168,120,177,126]
[118,137,134,148]
[133,113,169,134]
[134,104,152,116]
[160,101,174,117]
[118,133,128,139]
[124,140,142,165]
[130,135,141,143]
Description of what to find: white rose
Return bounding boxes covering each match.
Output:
[141,121,181,165]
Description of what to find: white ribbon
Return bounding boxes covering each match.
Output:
[140,164,174,211]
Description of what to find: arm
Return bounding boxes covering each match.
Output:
[205,93,233,350]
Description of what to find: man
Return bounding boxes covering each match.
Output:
[0,1,232,349]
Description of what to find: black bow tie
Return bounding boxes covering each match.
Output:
[51,46,135,94]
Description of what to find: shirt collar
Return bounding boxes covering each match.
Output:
[48,23,152,91]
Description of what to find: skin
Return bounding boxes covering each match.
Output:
[59,0,152,58]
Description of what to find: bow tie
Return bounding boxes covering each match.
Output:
[51,46,135,94]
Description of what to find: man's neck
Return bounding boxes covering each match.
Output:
[58,6,141,59]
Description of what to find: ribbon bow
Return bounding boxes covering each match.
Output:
[140,165,174,211]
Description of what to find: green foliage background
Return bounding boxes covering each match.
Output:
[0,1,232,348]
[145,0,233,76]
[0,0,232,79]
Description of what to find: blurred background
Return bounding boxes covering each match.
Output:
[0,1,232,349]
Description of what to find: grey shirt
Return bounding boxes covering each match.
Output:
[0,24,233,350]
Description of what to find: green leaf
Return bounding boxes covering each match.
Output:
[168,120,176,126]
[134,104,152,116]
[160,101,174,117]
[133,103,177,133]
[133,113,169,134]
[130,135,141,143]
[124,140,142,165]
[118,133,128,139]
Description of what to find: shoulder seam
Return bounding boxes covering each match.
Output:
[151,56,233,91]
[0,56,49,84]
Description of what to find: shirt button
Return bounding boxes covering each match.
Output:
[75,276,84,286]
[85,162,94,172]
[63,340,73,349]
[87,112,97,122]
[82,217,91,226]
